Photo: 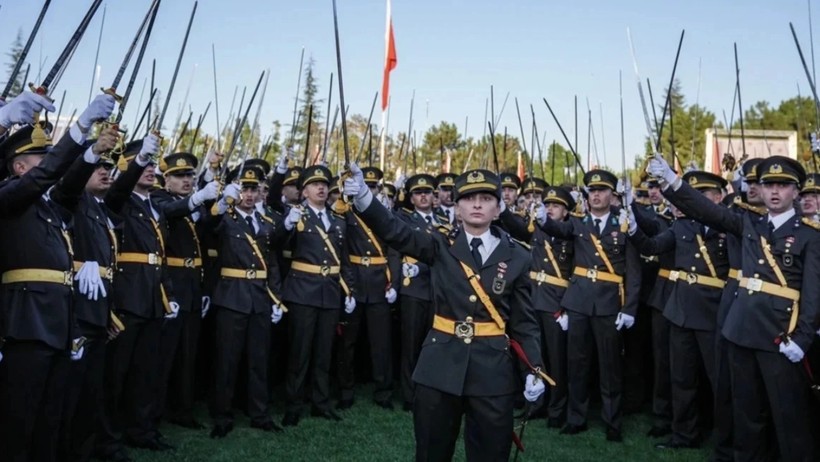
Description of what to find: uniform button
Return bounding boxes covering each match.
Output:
[695,253,701,258]
[691,267,696,272]
[323,247,327,251]
[432,337,437,343]
[47,218,52,223]
[469,295,477,302]
[366,251,371,255]
[786,307,792,312]
[594,252,599,256]
[758,259,764,265]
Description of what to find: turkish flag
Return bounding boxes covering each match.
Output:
[381,0,397,111]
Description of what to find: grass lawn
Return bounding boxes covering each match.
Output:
[130,387,711,461]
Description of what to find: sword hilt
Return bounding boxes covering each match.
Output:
[28,83,54,103]
[101,87,124,103]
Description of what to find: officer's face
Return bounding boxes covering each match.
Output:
[165,172,194,196]
[761,182,799,215]
[410,190,433,212]
[702,188,723,205]
[239,185,259,211]
[648,185,663,205]
[456,192,500,228]
[546,202,568,221]
[800,192,819,216]
[369,185,381,197]
[746,181,763,205]
[259,184,269,203]
[302,181,328,207]
[587,188,612,213]
[86,164,113,196]
[502,187,518,207]
[282,184,300,203]
[137,164,156,189]
[438,187,454,207]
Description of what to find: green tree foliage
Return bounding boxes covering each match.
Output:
[4,29,25,97]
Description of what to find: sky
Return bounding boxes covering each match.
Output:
[0,0,817,171]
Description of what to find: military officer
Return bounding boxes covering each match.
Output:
[536,169,641,442]
[649,154,820,461]
[434,172,457,225]
[205,164,285,438]
[626,171,730,450]
[500,173,521,210]
[337,166,397,410]
[345,163,546,462]
[499,185,575,428]
[800,173,819,222]
[279,165,356,426]
[0,93,114,462]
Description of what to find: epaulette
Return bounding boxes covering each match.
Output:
[331,211,346,220]
[802,217,820,231]
[509,236,531,250]
[570,210,586,218]
[331,201,351,215]
[259,214,274,224]
[733,196,766,216]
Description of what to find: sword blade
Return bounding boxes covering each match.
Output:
[2,0,51,99]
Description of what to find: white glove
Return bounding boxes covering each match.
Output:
[137,133,160,165]
[344,296,356,314]
[623,177,634,208]
[535,203,547,226]
[732,166,744,183]
[0,91,56,128]
[71,338,86,361]
[628,212,637,235]
[385,287,397,304]
[556,312,568,331]
[343,162,368,201]
[395,173,406,190]
[570,191,586,214]
[276,151,289,173]
[223,183,241,202]
[201,296,210,319]
[618,208,632,234]
[779,340,805,363]
[284,206,303,231]
[165,301,180,319]
[647,154,677,185]
[191,181,220,206]
[616,178,625,195]
[523,373,546,402]
[74,261,107,301]
[812,133,820,154]
[78,94,116,132]
[402,263,419,278]
[615,312,635,331]
[271,305,284,324]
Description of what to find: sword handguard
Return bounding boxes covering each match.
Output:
[28,83,54,103]
[101,87,124,103]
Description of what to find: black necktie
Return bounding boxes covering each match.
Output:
[425,215,433,226]
[594,218,602,236]
[470,237,483,267]
[318,211,327,230]
[768,221,775,240]
[245,215,255,233]
[143,198,154,217]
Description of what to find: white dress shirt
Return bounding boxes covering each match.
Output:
[308,204,331,230]
[768,208,796,232]
[590,211,610,235]
[464,229,500,265]
[133,191,159,220]
[236,208,259,234]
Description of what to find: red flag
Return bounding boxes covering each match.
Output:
[381,0,397,111]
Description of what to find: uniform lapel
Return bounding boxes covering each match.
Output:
[482,231,511,270]
[448,231,479,272]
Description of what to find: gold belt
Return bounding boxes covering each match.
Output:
[529,271,569,288]
[349,255,387,266]
[739,277,800,301]
[728,269,742,281]
[432,314,505,344]
[72,262,114,281]
[165,257,203,268]
[2,269,73,286]
[660,270,725,289]
[658,268,672,279]
[118,252,162,265]
[220,268,268,280]
[573,266,623,284]
[291,261,340,276]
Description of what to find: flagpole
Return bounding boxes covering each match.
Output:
[379,109,387,173]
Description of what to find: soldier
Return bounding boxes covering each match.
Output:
[205,165,285,438]
[344,163,546,461]
[500,173,521,210]
[97,133,179,456]
[800,173,819,222]
[279,165,356,426]
[625,171,730,450]
[649,154,820,461]
[52,126,122,462]
[434,172,457,225]
[395,173,444,411]
[0,93,114,462]
[499,185,575,428]
[535,169,641,442]
[336,167,398,410]
[151,153,219,429]
[383,182,397,210]
[521,177,548,205]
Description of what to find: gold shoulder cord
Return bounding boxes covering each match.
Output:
[244,232,288,311]
[352,214,392,285]
[695,234,718,278]
[760,237,798,334]
[314,225,351,296]
[588,233,624,306]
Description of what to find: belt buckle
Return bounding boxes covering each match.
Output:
[454,317,475,344]
[104,267,114,281]
[63,271,73,286]
[361,256,371,267]
[538,272,547,283]
[184,257,195,268]
[148,253,159,265]
[586,268,598,281]
[747,277,763,293]
[686,272,698,285]
[669,270,680,282]
[245,269,257,279]
[320,265,330,276]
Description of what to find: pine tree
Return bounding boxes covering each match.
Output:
[4,29,25,97]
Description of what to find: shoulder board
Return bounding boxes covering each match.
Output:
[259,214,274,224]
[570,210,586,218]
[802,217,820,230]
[509,237,531,250]
[733,197,766,216]
[331,202,350,215]
[331,211,346,219]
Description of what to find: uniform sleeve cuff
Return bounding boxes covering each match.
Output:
[69,124,87,145]
[83,146,101,164]
[353,190,373,211]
